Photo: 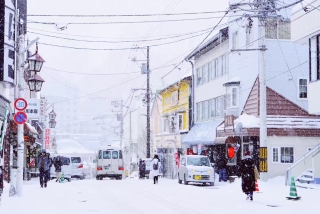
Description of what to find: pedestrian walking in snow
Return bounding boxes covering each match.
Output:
[139,160,146,179]
[151,154,161,184]
[238,150,255,201]
[216,153,228,182]
[37,149,51,188]
[53,156,63,182]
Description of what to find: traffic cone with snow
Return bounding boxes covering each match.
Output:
[286,176,301,200]
[60,172,65,183]
[255,180,261,193]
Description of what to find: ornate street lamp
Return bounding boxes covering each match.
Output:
[49,119,57,128]
[27,74,45,92]
[28,44,45,73]
[48,110,57,120]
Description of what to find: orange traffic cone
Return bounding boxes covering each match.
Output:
[255,180,261,193]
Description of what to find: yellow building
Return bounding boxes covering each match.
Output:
[155,76,192,150]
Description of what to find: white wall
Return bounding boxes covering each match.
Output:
[265,40,309,110]
[291,0,320,43]
[267,136,320,178]
[228,18,259,113]
[194,39,229,114]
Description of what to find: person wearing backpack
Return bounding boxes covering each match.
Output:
[151,154,161,184]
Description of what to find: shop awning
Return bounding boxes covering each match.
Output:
[25,122,39,135]
[182,119,223,145]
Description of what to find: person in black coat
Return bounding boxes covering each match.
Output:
[53,156,63,182]
[216,153,228,182]
[238,150,255,201]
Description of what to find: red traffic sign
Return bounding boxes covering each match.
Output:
[14,112,28,125]
[14,98,28,111]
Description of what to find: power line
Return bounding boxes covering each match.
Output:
[27,28,212,43]
[161,11,230,79]
[27,15,242,26]
[27,26,212,40]
[42,66,140,76]
[27,10,232,17]
[36,30,210,51]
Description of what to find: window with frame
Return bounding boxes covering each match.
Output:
[202,100,209,120]
[162,118,168,133]
[232,31,238,49]
[298,78,307,99]
[196,68,202,86]
[310,36,320,82]
[280,147,294,163]
[246,28,253,46]
[210,61,216,80]
[197,102,202,121]
[178,114,183,131]
[272,148,279,162]
[112,151,118,159]
[232,88,238,106]
[202,64,209,84]
[215,96,224,117]
[265,19,291,40]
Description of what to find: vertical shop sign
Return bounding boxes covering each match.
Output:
[45,129,50,150]
[259,147,268,172]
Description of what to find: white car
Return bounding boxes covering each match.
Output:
[71,157,85,180]
[178,155,215,186]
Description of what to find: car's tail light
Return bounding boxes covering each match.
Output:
[78,164,83,168]
[97,166,102,171]
[119,166,124,170]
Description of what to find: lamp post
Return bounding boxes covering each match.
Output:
[16,37,45,197]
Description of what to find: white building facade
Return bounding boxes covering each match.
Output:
[185,0,320,180]
[291,0,320,115]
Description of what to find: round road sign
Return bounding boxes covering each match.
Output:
[14,112,28,125]
[14,98,28,111]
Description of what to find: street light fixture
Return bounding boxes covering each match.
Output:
[27,74,45,92]
[49,119,57,128]
[48,110,57,120]
[28,44,45,73]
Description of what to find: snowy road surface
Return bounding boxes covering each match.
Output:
[1,176,319,214]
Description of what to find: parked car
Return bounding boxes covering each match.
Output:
[178,155,215,186]
[70,157,85,180]
[96,145,124,180]
[50,155,72,182]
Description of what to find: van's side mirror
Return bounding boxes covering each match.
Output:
[211,163,215,167]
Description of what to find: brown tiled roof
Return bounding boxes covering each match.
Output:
[242,77,311,117]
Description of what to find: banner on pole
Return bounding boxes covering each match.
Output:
[45,129,50,150]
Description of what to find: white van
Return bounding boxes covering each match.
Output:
[96,146,124,180]
[50,155,72,182]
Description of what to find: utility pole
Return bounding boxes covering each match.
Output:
[16,29,26,198]
[146,46,150,158]
[131,46,151,158]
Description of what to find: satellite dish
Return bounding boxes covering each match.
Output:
[235,122,243,135]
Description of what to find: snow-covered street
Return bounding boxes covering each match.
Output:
[1,176,319,214]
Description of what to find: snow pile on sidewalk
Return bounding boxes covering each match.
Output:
[1,176,319,214]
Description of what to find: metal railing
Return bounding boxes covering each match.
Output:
[285,143,320,186]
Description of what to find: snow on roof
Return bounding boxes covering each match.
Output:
[225,77,240,83]
[217,114,320,130]
[56,139,95,154]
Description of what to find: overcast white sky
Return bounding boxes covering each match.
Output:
[27,0,229,104]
